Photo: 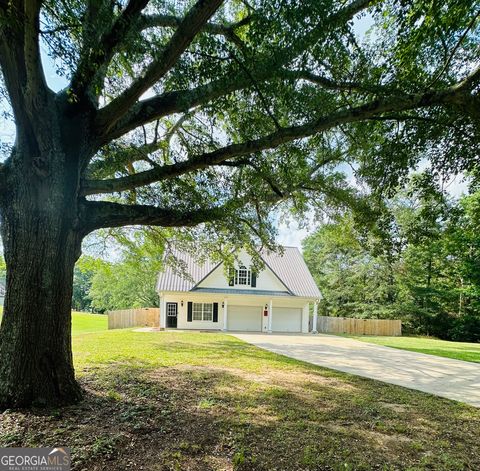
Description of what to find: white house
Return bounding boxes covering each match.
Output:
[157,246,321,333]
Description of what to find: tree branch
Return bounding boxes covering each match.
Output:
[101,72,255,142]
[98,63,385,143]
[0,162,8,194]
[428,8,480,88]
[71,0,149,102]
[281,69,394,95]
[79,181,290,233]
[87,141,162,179]
[80,199,234,233]
[82,84,467,195]
[0,0,53,144]
[96,0,223,133]
[138,12,250,38]
[455,64,480,91]
[95,0,375,142]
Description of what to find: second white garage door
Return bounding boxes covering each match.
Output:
[228,305,262,332]
[272,307,302,332]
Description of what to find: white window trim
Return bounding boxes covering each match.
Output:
[231,265,253,287]
[238,265,248,285]
[192,302,213,321]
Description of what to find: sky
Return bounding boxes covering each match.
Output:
[0,9,472,252]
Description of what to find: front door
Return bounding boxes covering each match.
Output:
[166,302,178,328]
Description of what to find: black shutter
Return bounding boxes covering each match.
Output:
[251,272,257,288]
[187,302,193,322]
[213,303,218,322]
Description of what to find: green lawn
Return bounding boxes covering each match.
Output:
[351,335,480,363]
[0,310,108,335]
[71,311,108,334]
[0,321,479,470]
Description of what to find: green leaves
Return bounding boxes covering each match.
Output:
[304,173,480,340]
[3,0,480,258]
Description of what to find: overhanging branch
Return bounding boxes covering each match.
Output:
[83,85,467,195]
[139,12,250,40]
[71,0,149,102]
[100,76,252,142]
[95,0,375,142]
[80,200,232,233]
[96,0,223,133]
[101,68,390,143]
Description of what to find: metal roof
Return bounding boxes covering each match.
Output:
[157,246,321,299]
[261,247,321,298]
[156,248,218,293]
[191,287,293,297]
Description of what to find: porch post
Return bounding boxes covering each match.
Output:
[301,303,309,333]
[159,294,166,329]
[311,301,318,334]
[268,299,273,333]
[222,298,228,331]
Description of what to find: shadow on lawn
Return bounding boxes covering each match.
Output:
[1,358,479,471]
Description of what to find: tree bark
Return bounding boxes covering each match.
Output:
[0,141,84,408]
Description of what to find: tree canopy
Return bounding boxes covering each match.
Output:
[303,175,480,341]
[75,229,165,311]
[1,0,479,248]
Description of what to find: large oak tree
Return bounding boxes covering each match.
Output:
[0,0,478,407]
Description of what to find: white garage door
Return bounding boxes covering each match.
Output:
[228,305,262,332]
[272,307,302,332]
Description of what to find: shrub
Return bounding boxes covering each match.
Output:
[450,315,480,343]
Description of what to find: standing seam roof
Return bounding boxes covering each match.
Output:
[157,246,321,299]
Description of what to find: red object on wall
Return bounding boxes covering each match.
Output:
[263,310,268,316]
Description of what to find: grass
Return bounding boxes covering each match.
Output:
[0,309,108,335]
[71,311,108,334]
[350,335,480,363]
[0,318,479,470]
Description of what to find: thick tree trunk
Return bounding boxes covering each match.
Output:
[0,141,84,408]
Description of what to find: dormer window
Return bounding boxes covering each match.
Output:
[238,266,250,285]
[229,266,256,287]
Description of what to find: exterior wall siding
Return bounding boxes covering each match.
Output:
[197,250,289,292]
[160,292,310,333]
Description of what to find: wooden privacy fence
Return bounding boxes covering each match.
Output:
[108,308,159,329]
[316,316,401,336]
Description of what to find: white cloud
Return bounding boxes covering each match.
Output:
[276,216,316,251]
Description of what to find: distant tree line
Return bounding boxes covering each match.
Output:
[303,174,480,342]
[72,230,164,312]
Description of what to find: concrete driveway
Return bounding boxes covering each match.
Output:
[231,333,480,407]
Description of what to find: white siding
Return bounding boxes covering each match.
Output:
[198,250,288,292]
[160,293,310,332]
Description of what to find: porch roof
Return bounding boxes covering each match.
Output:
[190,287,293,297]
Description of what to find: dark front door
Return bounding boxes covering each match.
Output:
[166,302,178,328]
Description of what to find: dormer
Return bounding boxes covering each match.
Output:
[228,265,257,287]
